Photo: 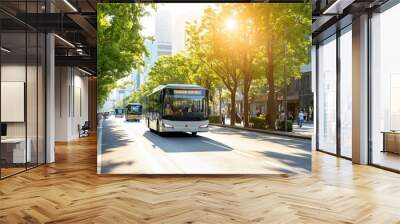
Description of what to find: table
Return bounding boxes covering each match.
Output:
[1,138,31,164]
[382,131,400,154]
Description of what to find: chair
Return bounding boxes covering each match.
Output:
[79,121,90,138]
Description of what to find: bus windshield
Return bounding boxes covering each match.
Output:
[127,104,142,114]
[115,108,124,115]
[163,94,208,121]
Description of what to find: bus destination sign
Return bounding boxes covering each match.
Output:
[173,89,203,95]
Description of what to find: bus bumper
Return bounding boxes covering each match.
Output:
[160,120,209,133]
[126,114,142,120]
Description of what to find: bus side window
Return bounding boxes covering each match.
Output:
[157,92,161,114]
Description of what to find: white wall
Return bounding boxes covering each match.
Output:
[54,67,89,141]
[72,72,89,138]
[55,66,70,141]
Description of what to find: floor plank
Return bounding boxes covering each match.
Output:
[0,135,400,223]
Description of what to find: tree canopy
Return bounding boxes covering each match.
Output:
[252,3,311,127]
[184,3,311,126]
[97,3,151,107]
[129,53,193,103]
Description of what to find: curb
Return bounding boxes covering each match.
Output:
[97,119,104,174]
[210,123,312,140]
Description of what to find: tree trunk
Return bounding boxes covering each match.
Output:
[243,89,249,127]
[230,90,236,126]
[266,42,277,129]
[219,88,222,116]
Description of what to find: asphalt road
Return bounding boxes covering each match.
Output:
[99,117,311,174]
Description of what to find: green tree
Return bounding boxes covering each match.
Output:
[186,48,220,113]
[186,7,242,126]
[114,97,129,109]
[97,3,151,107]
[253,4,311,128]
[186,4,310,128]
[227,4,266,127]
[133,53,193,102]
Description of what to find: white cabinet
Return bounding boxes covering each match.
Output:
[1,138,31,163]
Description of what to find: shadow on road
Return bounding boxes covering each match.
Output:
[261,151,311,172]
[100,120,139,173]
[101,120,135,153]
[209,126,311,152]
[101,161,135,173]
[142,131,233,153]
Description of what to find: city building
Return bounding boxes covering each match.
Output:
[277,64,313,120]
[133,38,158,89]
[101,83,133,113]
[130,7,203,92]
[172,10,203,54]
[231,64,313,119]
[155,10,172,56]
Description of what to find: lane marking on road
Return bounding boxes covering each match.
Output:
[121,122,164,173]
[201,140,232,150]
[121,120,185,173]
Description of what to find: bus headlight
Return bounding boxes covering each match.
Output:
[199,124,208,128]
[163,122,174,128]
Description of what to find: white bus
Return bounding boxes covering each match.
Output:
[144,84,209,136]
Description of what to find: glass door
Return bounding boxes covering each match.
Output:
[317,35,337,154]
[1,30,28,178]
[370,3,400,171]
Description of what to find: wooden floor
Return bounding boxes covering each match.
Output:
[1,167,26,178]
[1,135,400,223]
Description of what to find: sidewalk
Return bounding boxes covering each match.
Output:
[216,118,313,140]
[292,123,314,136]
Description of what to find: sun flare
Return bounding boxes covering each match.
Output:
[225,17,237,31]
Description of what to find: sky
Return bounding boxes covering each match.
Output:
[140,3,213,36]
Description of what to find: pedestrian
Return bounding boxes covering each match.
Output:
[298,110,305,128]
[289,112,294,121]
[275,114,280,130]
[279,110,285,122]
[221,110,225,125]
